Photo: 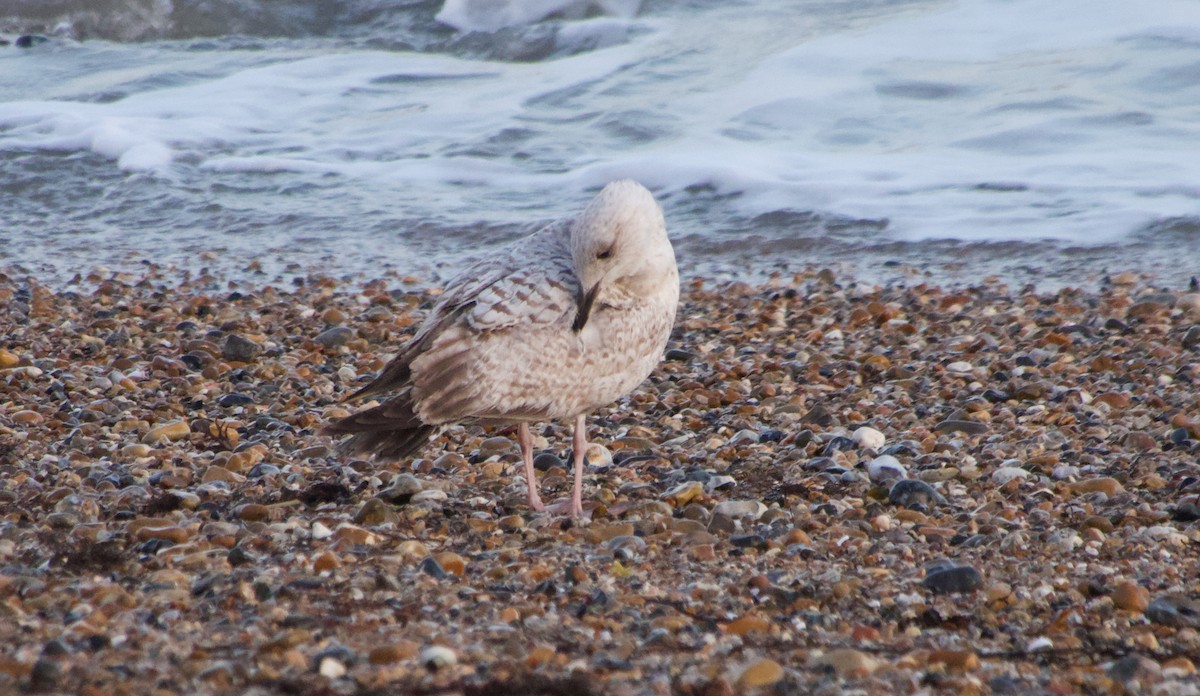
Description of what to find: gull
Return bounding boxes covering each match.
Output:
[324,180,679,517]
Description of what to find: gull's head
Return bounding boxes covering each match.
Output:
[571,180,676,307]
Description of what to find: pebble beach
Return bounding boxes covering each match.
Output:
[3,264,1200,695]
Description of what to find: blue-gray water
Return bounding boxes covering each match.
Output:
[2,0,1199,288]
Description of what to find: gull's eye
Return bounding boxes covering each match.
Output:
[597,245,615,260]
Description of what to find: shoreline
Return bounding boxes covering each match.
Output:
[2,266,1200,693]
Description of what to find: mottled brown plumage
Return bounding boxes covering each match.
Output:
[324,180,678,516]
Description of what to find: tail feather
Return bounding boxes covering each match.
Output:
[323,389,436,460]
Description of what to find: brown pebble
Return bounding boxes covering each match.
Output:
[498,515,526,531]
[724,614,771,636]
[313,551,340,572]
[234,503,270,521]
[737,659,784,688]
[526,645,556,668]
[1069,477,1124,497]
[11,410,44,425]
[135,525,190,544]
[368,641,420,664]
[1112,580,1150,613]
[143,419,191,444]
[928,650,980,672]
[812,649,879,678]
[0,349,19,368]
[434,552,466,576]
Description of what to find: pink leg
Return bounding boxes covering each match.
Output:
[569,413,586,518]
[519,423,544,512]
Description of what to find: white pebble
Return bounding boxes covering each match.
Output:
[1026,637,1054,652]
[318,657,347,679]
[991,467,1030,485]
[711,500,767,520]
[411,489,448,503]
[866,455,906,484]
[946,361,973,373]
[852,426,886,450]
[311,521,333,540]
[421,646,457,671]
[728,429,760,446]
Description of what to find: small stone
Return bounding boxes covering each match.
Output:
[1112,581,1150,614]
[928,650,980,672]
[314,326,355,349]
[1184,326,1200,351]
[143,419,190,444]
[434,552,466,576]
[1163,657,1196,678]
[313,551,340,573]
[418,556,448,579]
[421,646,457,671]
[11,410,44,425]
[369,641,420,665]
[866,454,906,484]
[1068,477,1124,497]
[986,583,1013,602]
[1108,654,1161,685]
[383,474,424,501]
[332,524,377,546]
[0,349,19,368]
[318,657,347,679]
[852,426,886,450]
[934,419,988,435]
[236,503,271,522]
[711,500,767,521]
[479,436,514,454]
[812,648,878,678]
[221,334,261,362]
[663,481,705,506]
[526,645,556,668]
[737,658,784,687]
[499,515,526,532]
[310,521,333,540]
[991,466,1030,485]
[724,614,772,636]
[923,564,983,594]
[888,479,946,510]
[1146,595,1200,628]
[354,498,395,526]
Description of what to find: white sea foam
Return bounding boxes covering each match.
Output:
[436,0,641,33]
[0,0,1198,268]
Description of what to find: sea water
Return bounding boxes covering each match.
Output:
[1,0,1198,287]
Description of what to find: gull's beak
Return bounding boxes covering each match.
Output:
[572,282,601,332]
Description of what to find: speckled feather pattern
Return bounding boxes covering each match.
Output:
[327,180,679,459]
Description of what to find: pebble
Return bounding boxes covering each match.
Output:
[934,419,989,435]
[421,646,457,671]
[1111,581,1150,613]
[1068,477,1124,497]
[737,658,784,687]
[851,426,885,450]
[1146,595,1200,628]
[888,479,946,510]
[313,326,355,349]
[991,466,1030,485]
[711,499,767,521]
[923,564,983,594]
[143,419,191,444]
[318,657,347,678]
[221,334,261,362]
[812,649,879,678]
[866,454,906,484]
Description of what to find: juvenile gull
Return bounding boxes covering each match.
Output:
[325,180,679,517]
